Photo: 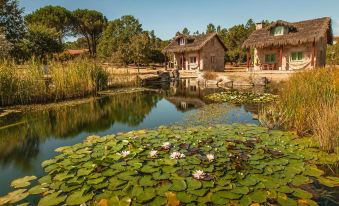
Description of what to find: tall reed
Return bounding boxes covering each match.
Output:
[0,59,108,106]
[259,68,338,151]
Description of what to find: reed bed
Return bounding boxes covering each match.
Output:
[259,68,338,152]
[0,59,108,106]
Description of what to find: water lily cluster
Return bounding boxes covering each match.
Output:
[205,91,278,104]
[0,124,338,206]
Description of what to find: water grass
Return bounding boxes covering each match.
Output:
[259,68,338,152]
[0,59,109,106]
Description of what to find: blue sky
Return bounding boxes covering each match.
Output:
[19,0,339,40]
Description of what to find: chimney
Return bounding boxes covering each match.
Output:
[256,22,263,30]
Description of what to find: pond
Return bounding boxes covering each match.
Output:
[0,79,259,197]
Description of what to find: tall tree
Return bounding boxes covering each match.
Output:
[130,32,151,67]
[25,6,73,43]
[182,27,190,35]
[97,15,142,65]
[72,9,107,56]
[0,0,25,43]
[25,24,63,59]
[206,23,216,33]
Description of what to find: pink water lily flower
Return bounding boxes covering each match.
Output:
[162,142,171,150]
[192,170,206,180]
[119,151,130,158]
[206,154,215,162]
[149,150,158,158]
[170,151,185,159]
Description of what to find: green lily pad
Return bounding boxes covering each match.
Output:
[65,188,94,205]
[170,179,187,191]
[0,189,29,205]
[293,188,313,199]
[10,176,37,189]
[187,177,202,190]
[38,191,67,206]
[249,190,267,203]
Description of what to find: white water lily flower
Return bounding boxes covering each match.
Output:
[206,154,215,162]
[192,170,206,180]
[170,151,185,159]
[119,151,130,158]
[149,150,158,158]
[162,142,171,149]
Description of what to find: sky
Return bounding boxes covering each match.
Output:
[19,0,339,40]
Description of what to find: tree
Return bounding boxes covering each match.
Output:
[206,23,216,33]
[0,0,25,43]
[130,32,151,67]
[0,28,12,58]
[97,15,142,65]
[182,27,190,35]
[72,9,107,56]
[25,6,73,43]
[23,24,63,59]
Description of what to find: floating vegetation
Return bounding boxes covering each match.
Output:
[1,124,339,206]
[205,91,278,104]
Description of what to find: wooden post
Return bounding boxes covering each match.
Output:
[181,53,184,70]
[198,50,200,70]
[311,41,316,68]
[246,49,250,70]
[280,46,283,70]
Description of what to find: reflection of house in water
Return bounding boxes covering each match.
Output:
[165,79,224,111]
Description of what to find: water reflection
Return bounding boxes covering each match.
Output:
[0,79,260,196]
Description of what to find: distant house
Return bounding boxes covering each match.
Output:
[243,17,333,70]
[163,33,227,72]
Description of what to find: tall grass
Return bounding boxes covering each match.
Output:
[0,59,108,106]
[259,68,338,152]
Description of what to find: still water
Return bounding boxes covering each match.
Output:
[0,80,259,196]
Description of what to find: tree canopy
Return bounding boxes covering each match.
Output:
[0,0,25,43]
[72,9,107,56]
[206,23,216,33]
[25,6,73,43]
[97,15,143,65]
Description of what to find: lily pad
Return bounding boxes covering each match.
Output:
[10,176,37,189]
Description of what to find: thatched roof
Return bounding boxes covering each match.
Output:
[163,33,227,53]
[243,17,333,49]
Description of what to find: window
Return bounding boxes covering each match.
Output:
[179,38,185,45]
[211,56,216,63]
[272,26,284,36]
[265,54,276,63]
[291,52,303,61]
[190,57,197,64]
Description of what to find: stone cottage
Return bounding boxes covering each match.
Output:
[162,33,226,72]
[242,17,333,71]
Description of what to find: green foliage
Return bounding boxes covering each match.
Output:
[2,124,338,205]
[327,43,339,65]
[24,24,63,59]
[0,29,12,58]
[25,6,73,42]
[98,15,142,64]
[130,32,151,66]
[206,23,216,34]
[206,91,278,104]
[72,9,107,56]
[0,0,25,43]
[222,19,255,63]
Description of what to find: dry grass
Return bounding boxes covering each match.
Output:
[203,71,218,80]
[259,68,338,151]
[0,59,109,106]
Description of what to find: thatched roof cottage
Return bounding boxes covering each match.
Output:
[243,17,333,70]
[163,33,227,71]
